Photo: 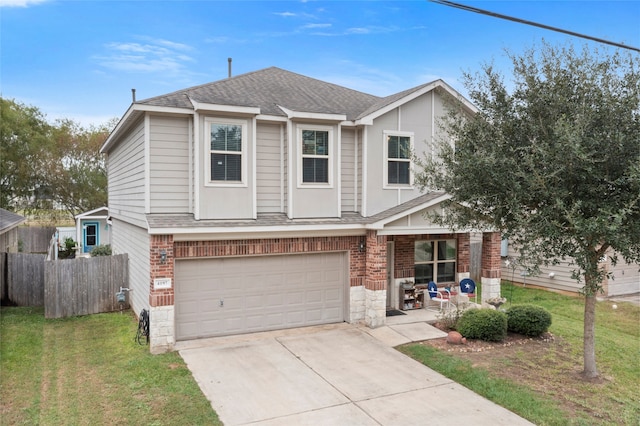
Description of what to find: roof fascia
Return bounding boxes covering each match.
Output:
[1,218,26,233]
[74,206,109,219]
[149,223,366,236]
[190,98,261,115]
[256,114,288,122]
[355,80,477,125]
[277,105,347,122]
[367,193,453,229]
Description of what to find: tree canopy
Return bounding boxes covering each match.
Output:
[0,97,112,218]
[415,42,640,378]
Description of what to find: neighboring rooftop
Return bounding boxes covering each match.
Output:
[0,208,26,233]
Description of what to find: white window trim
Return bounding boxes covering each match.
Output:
[297,124,334,188]
[204,117,248,188]
[383,130,414,189]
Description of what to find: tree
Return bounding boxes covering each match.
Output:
[0,98,53,210]
[47,119,111,218]
[0,97,112,219]
[415,42,640,379]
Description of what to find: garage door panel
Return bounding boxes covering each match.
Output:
[175,252,346,340]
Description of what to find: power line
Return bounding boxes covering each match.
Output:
[429,0,640,53]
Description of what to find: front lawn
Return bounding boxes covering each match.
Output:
[0,307,221,425]
[399,283,640,425]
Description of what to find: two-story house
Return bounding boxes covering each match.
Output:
[100,67,503,353]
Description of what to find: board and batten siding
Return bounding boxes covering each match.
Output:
[111,218,150,316]
[149,115,190,213]
[256,122,282,213]
[341,128,356,212]
[107,118,147,228]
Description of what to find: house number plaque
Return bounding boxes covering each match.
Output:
[154,278,172,290]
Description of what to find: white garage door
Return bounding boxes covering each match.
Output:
[175,252,347,340]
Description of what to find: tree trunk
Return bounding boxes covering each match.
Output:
[583,292,598,378]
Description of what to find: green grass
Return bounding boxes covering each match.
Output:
[400,283,640,425]
[0,307,221,425]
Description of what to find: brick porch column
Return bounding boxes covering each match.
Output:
[481,232,502,301]
[456,233,471,283]
[149,234,175,354]
[365,230,387,328]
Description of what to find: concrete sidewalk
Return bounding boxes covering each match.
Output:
[178,319,533,426]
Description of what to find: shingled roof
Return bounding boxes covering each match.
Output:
[0,208,25,233]
[138,67,382,121]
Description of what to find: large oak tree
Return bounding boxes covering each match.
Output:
[416,43,640,378]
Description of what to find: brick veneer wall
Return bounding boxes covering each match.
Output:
[481,232,502,279]
[390,233,462,280]
[364,230,386,290]
[172,235,366,287]
[457,233,470,273]
[150,235,174,307]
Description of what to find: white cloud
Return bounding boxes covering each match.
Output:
[94,38,196,75]
[0,0,47,7]
[274,11,296,17]
[302,23,331,29]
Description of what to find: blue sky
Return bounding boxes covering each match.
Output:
[1,0,639,127]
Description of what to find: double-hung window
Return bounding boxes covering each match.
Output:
[208,121,245,184]
[415,239,456,284]
[301,128,330,184]
[385,131,413,186]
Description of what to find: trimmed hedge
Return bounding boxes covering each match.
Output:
[456,308,508,342]
[507,304,552,337]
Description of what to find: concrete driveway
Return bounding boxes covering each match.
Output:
[178,323,533,426]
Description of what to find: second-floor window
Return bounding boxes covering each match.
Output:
[385,131,413,186]
[209,122,244,183]
[301,129,330,184]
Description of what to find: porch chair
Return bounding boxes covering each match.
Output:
[425,281,452,312]
[459,278,477,304]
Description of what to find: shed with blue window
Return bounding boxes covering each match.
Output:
[75,207,111,254]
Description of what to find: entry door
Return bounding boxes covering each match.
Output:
[386,241,394,308]
[83,222,99,253]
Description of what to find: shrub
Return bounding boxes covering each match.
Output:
[507,304,552,337]
[59,237,76,259]
[91,244,112,257]
[456,308,507,342]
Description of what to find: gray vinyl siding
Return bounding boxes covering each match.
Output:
[607,258,640,296]
[291,123,340,218]
[365,91,441,216]
[107,118,146,227]
[500,244,639,296]
[341,128,356,212]
[198,115,255,219]
[256,122,282,213]
[149,115,190,213]
[111,218,150,316]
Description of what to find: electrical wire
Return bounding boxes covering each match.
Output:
[136,309,149,345]
[429,0,640,53]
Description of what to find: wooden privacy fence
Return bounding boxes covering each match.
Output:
[0,252,46,306]
[470,241,482,283]
[18,226,57,253]
[44,254,129,319]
